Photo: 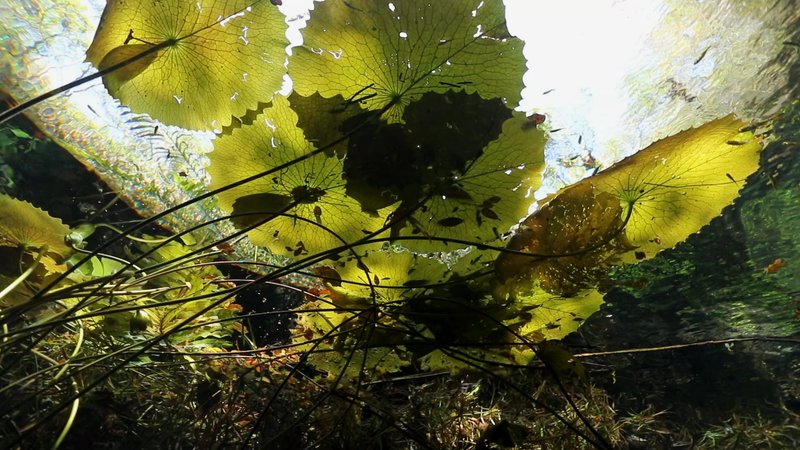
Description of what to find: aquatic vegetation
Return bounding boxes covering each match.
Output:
[289,0,526,121]
[2,0,797,449]
[209,95,394,257]
[696,412,800,449]
[0,195,73,307]
[87,0,288,130]
[497,115,761,296]
[0,194,73,259]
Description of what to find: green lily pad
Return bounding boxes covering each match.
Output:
[0,195,72,261]
[87,0,288,130]
[209,96,393,259]
[290,0,526,122]
[324,249,450,305]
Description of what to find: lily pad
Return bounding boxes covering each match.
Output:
[497,115,762,296]
[87,0,288,130]
[0,195,73,261]
[324,250,450,305]
[293,300,411,382]
[590,115,762,263]
[397,111,547,252]
[209,96,392,259]
[290,0,526,122]
[497,181,633,296]
[510,289,606,342]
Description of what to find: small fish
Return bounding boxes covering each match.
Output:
[764,258,786,273]
[694,46,711,64]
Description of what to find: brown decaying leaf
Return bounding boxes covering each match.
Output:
[496,182,632,296]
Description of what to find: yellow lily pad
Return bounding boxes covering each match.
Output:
[290,0,526,122]
[0,195,72,261]
[498,115,763,294]
[209,96,392,259]
[87,0,288,130]
[590,115,762,263]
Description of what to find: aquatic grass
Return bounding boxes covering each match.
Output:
[3,169,800,449]
[0,212,617,449]
[0,128,777,449]
[696,412,800,449]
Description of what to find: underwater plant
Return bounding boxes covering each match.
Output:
[2,0,799,449]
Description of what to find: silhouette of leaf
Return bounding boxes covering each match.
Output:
[209,96,392,258]
[398,111,547,252]
[290,0,525,122]
[228,192,293,230]
[496,182,633,296]
[286,90,545,253]
[337,91,512,209]
[87,0,287,130]
[289,92,369,159]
